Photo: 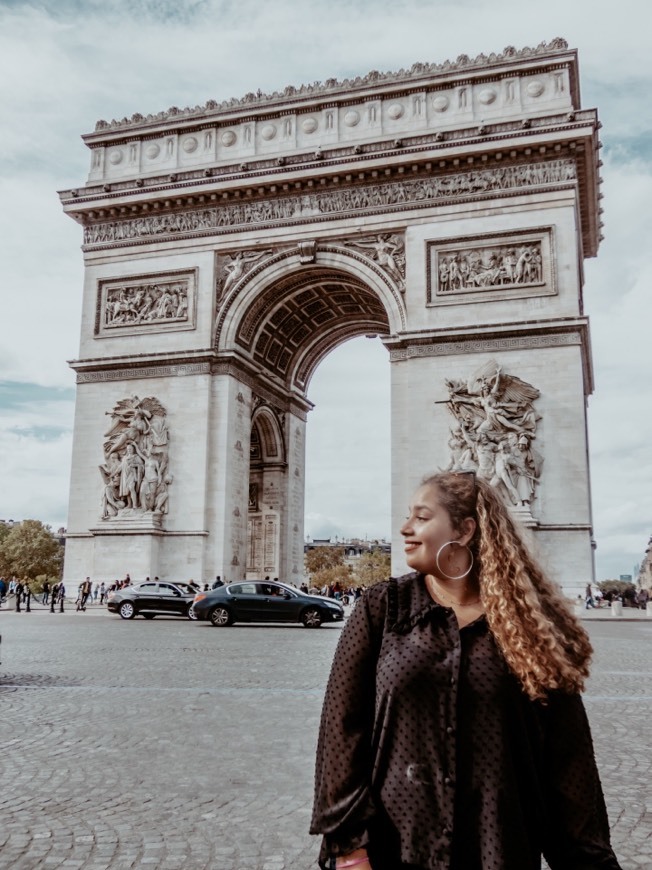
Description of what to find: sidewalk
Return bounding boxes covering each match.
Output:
[576,605,651,621]
[0,600,111,616]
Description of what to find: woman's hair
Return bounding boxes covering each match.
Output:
[422,471,592,700]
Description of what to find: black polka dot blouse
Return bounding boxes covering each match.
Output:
[310,573,621,870]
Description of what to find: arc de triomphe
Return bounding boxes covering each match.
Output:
[60,39,601,595]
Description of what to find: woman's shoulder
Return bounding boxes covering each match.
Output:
[359,572,421,622]
[362,572,419,600]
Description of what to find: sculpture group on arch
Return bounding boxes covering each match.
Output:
[444,360,543,509]
[99,396,172,520]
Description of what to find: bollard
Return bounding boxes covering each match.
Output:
[611,600,623,617]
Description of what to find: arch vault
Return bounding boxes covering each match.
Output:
[60,40,602,595]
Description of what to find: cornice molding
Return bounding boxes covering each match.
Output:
[384,316,593,394]
[61,110,596,204]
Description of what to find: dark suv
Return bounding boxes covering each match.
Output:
[192,580,345,628]
[107,581,198,620]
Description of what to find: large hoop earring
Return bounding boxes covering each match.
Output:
[435,541,473,581]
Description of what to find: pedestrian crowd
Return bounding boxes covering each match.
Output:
[584,582,650,609]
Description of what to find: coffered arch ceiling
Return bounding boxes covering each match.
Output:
[234,267,390,394]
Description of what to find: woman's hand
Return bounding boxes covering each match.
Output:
[335,848,372,869]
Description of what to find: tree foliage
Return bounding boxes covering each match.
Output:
[304,547,352,590]
[311,564,353,589]
[304,546,346,577]
[0,520,64,581]
[353,551,391,587]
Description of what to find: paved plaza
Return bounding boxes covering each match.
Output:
[1,605,651,869]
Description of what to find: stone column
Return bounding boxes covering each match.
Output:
[282,412,307,586]
[204,373,252,583]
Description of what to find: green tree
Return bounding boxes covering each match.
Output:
[0,520,64,581]
[353,550,391,587]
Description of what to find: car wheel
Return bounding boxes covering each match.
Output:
[143,613,156,620]
[187,604,197,620]
[210,606,232,627]
[301,607,322,628]
[119,601,136,620]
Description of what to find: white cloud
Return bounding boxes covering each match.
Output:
[1,0,650,579]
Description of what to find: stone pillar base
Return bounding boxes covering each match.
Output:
[509,505,539,528]
[92,511,163,533]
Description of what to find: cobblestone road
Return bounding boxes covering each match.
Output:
[0,607,650,869]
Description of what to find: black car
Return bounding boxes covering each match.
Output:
[192,580,345,628]
[107,581,198,620]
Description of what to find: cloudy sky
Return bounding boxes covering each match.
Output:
[0,0,649,580]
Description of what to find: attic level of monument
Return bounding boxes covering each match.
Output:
[84,38,579,136]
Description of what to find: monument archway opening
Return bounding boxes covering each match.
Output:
[231,264,392,580]
[61,41,602,596]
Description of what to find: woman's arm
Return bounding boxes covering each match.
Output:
[310,585,386,869]
[542,692,622,869]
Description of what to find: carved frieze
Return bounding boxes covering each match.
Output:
[442,360,543,508]
[427,228,555,305]
[96,269,196,336]
[83,159,577,248]
[99,395,172,521]
[76,362,211,384]
[389,331,581,361]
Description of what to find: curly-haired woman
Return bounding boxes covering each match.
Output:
[311,471,621,870]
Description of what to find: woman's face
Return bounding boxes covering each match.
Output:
[400,484,474,578]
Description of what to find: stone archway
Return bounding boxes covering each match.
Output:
[61,40,602,595]
[216,255,395,582]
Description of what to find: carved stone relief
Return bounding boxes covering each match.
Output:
[215,249,273,307]
[96,270,196,335]
[437,241,542,293]
[342,234,406,292]
[442,360,543,508]
[99,396,172,521]
[84,159,576,247]
[427,229,554,305]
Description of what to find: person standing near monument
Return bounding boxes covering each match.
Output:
[311,471,621,869]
